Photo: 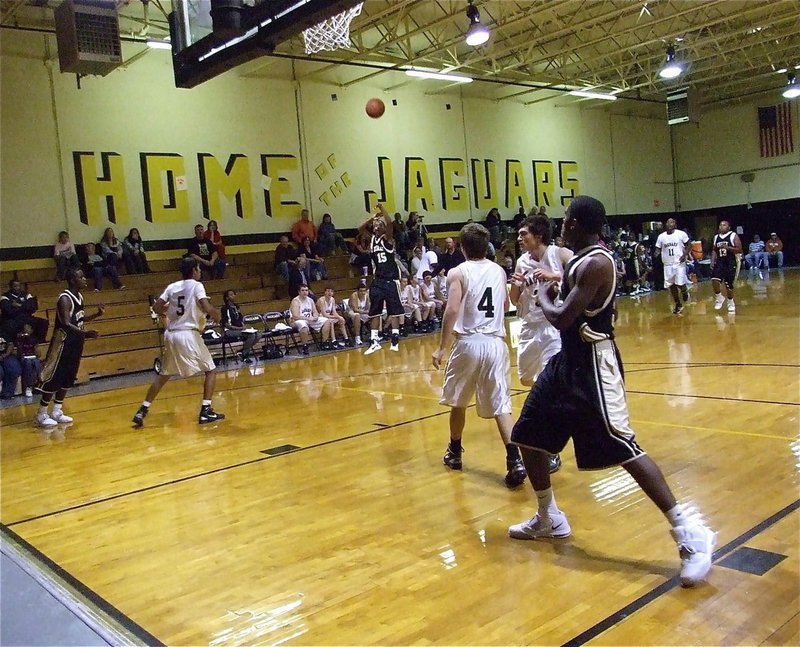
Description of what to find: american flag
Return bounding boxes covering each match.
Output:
[758,103,794,158]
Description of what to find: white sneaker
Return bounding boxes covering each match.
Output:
[670,523,717,587]
[35,411,58,428]
[727,299,736,313]
[364,340,382,356]
[389,342,399,352]
[51,410,74,423]
[713,294,725,310]
[508,510,571,539]
[24,388,33,397]
[354,337,363,346]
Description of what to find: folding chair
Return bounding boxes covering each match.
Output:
[262,311,300,356]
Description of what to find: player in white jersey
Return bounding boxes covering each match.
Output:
[291,285,332,354]
[317,287,349,348]
[432,223,526,489]
[132,258,225,426]
[655,218,690,314]
[510,215,573,474]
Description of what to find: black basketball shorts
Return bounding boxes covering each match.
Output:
[369,279,404,318]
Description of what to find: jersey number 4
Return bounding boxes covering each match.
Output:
[478,288,495,318]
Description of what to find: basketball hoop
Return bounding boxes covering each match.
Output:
[302,3,363,54]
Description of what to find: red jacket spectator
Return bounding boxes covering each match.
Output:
[291,209,317,244]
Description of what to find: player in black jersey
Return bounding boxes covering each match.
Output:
[710,220,742,313]
[508,195,716,588]
[362,204,404,355]
[35,269,104,428]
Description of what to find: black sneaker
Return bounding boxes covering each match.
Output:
[132,405,148,427]
[548,454,562,474]
[302,345,310,356]
[199,406,225,424]
[443,444,463,470]
[504,457,527,488]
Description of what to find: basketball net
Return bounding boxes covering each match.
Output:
[302,3,363,54]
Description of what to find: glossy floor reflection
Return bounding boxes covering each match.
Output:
[1,269,798,645]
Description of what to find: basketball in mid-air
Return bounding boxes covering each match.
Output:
[365,97,386,119]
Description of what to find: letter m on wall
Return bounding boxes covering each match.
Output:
[73,152,129,225]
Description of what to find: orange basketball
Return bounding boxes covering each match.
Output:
[365,97,386,119]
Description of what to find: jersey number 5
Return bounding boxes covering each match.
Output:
[176,295,185,316]
[478,288,495,318]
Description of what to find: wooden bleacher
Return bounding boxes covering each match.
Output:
[8,251,362,383]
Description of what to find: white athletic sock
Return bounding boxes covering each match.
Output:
[391,328,399,336]
[52,403,63,414]
[535,487,559,517]
[38,405,49,415]
[370,330,379,341]
[142,400,151,408]
[201,399,212,407]
[665,504,688,528]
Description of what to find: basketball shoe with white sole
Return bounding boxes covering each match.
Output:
[670,523,717,587]
[51,410,73,423]
[364,340,382,355]
[35,411,58,428]
[508,510,572,539]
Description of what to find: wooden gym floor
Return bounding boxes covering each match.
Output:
[1,269,798,646]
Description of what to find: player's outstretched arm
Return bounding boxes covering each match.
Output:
[432,268,462,369]
[199,297,221,324]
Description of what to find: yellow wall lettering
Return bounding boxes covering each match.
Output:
[439,158,467,211]
[363,157,396,213]
[73,151,129,225]
[470,159,497,211]
[532,160,556,208]
[558,161,579,206]
[504,159,529,211]
[261,154,300,219]
[140,153,189,224]
[404,158,435,212]
[197,153,254,220]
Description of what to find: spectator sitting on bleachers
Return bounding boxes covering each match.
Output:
[288,256,315,299]
[290,285,332,356]
[766,232,784,267]
[348,283,370,345]
[316,286,349,348]
[274,235,298,282]
[221,290,258,364]
[188,224,225,279]
[84,243,124,291]
[299,236,328,282]
[53,231,81,281]
[99,227,127,271]
[291,209,317,245]
[0,279,50,343]
[414,245,438,280]
[350,232,371,276]
[16,323,41,397]
[745,234,767,270]
[204,220,227,263]
[123,228,151,274]
[0,334,21,399]
[317,214,349,256]
[438,237,465,275]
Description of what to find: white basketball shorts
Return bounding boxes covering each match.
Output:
[663,264,687,287]
[440,334,512,418]
[162,329,216,378]
[517,322,561,384]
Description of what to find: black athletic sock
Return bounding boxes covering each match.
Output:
[506,443,521,461]
[449,438,462,453]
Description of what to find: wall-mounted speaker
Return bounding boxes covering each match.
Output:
[55,0,122,76]
[666,88,700,125]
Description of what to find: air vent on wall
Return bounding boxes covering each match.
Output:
[666,87,700,125]
[55,0,122,76]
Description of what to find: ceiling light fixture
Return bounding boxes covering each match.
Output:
[783,73,800,99]
[569,90,618,101]
[659,44,683,79]
[146,38,171,50]
[405,69,473,83]
[464,1,490,47]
